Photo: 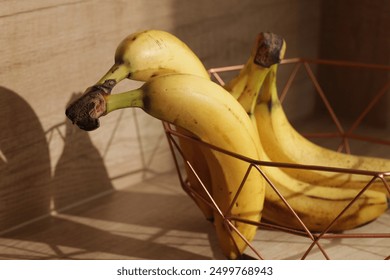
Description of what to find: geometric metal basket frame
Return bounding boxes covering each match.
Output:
[163,58,390,260]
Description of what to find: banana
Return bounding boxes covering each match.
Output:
[256,67,388,231]
[260,161,388,232]
[96,29,209,85]
[83,29,215,220]
[256,64,390,195]
[67,29,266,258]
[224,33,388,232]
[255,90,388,231]
[66,73,266,259]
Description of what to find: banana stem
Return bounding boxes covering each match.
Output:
[237,65,270,114]
[257,65,278,104]
[105,88,144,114]
[97,63,130,85]
[250,68,269,114]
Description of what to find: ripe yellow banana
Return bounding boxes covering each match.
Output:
[255,84,388,231]
[225,33,388,232]
[256,67,388,231]
[95,29,209,86]
[84,29,215,220]
[67,73,266,259]
[256,64,390,195]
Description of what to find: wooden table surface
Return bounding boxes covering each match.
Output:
[0,170,388,260]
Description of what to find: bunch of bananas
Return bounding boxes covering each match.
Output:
[65,29,389,259]
[66,30,266,259]
[227,34,389,232]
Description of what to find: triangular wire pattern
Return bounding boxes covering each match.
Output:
[164,58,390,259]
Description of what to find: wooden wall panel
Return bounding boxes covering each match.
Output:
[318,0,390,127]
[0,0,321,233]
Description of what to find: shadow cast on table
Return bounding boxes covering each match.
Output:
[0,217,210,260]
[1,189,222,259]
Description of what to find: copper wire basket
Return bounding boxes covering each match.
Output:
[163,58,390,260]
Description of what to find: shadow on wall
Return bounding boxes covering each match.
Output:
[52,93,114,211]
[168,0,322,123]
[0,88,113,233]
[0,89,218,259]
[0,86,51,232]
[169,0,321,67]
